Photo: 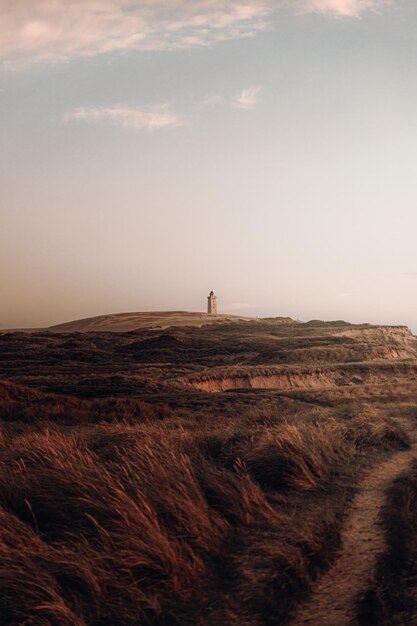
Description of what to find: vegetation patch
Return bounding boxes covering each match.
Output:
[0,414,410,625]
[0,319,416,624]
[357,460,417,625]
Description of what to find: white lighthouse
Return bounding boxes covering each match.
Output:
[207,291,217,315]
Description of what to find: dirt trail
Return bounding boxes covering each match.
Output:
[289,418,417,626]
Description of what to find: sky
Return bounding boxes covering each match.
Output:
[2,0,417,330]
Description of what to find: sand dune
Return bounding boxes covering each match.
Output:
[47,311,253,333]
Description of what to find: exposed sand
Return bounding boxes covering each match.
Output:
[45,311,253,333]
[184,365,417,393]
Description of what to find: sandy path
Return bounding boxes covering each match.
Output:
[289,419,417,626]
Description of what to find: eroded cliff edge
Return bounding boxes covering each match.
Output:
[180,324,417,393]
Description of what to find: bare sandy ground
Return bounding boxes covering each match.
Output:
[43,311,253,333]
[289,417,417,626]
[0,312,253,334]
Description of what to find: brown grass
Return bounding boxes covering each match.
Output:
[357,460,417,625]
[1,322,416,624]
[0,414,409,626]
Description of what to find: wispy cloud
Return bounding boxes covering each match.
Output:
[294,0,390,16]
[0,1,391,66]
[63,105,181,130]
[0,1,272,65]
[63,87,262,132]
[202,86,263,111]
[234,86,262,110]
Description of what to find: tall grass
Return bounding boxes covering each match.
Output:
[0,414,409,625]
[357,460,417,625]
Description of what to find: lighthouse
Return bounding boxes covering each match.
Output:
[207,291,217,315]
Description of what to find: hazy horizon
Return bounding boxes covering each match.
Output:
[2,0,417,331]
[2,303,417,334]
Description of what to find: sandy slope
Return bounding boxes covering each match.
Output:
[46,311,253,333]
[289,417,417,626]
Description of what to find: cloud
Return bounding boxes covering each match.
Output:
[63,105,181,130]
[294,0,390,16]
[63,87,262,132]
[201,86,262,110]
[0,0,391,66]
[234,86,262,109]
[0,1,272,65]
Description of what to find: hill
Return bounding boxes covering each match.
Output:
[47,310,255,333]
[1,317,417,625]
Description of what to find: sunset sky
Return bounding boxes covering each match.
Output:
[2,0,417,329]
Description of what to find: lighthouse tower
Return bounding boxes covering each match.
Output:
[207,291,217,315]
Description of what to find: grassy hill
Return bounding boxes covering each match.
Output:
[1,317,417,624]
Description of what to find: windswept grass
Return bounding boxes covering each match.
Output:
[1,321,416,624]
[357,460,417,625]
[0,380,178,425]
[0,414,409,626]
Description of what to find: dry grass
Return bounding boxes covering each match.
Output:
[0,380,177,426]
[0,321,416,624]
[357,460,417,625]
[0,414,409,626]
